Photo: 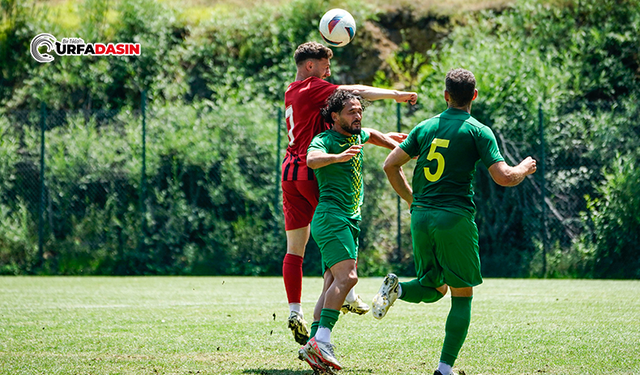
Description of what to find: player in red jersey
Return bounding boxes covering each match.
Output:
[283,41,418,345]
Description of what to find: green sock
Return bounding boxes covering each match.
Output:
[318,308,340,331]
[440,296,472,366]
[399,279,445,304]
[309,321,320,341]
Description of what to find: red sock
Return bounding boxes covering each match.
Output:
[283,253,304,304]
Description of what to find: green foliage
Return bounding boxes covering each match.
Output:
[180,0,328,102]
[585,153,640,279]
[4,0,188,110]
[358,102,416,277]
[411,0,640,277]
[0,117,39,275]
[0,0,38,104]
[0,201,37,275]
[5,98,286,275]
[1,0,639,277]
[111,0,187,103]
[0,118,20,194]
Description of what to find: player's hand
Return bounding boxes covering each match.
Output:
[521,156,537,175]
[395,91,418,105]
[336,145,363,162]
[405,191,413,208]
[386,132,408,144]
[405,197,413,209]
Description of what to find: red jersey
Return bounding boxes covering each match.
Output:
[282,76,338,181]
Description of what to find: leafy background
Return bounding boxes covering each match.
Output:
[0,0,638,278]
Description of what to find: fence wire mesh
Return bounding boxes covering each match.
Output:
[1,98,638,276]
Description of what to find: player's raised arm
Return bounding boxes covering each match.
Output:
[339,85,418,105]
[487,157,537,187]
[363,128,406,150]
[384,132,408,144]
[383,147,413,206]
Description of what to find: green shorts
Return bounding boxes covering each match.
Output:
[410,207,482,289]
[310,211,360,271]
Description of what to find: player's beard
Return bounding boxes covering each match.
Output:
[339,118,361,135]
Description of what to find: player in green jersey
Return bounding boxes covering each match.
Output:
[297,89,406,373]
[374,68,537,375]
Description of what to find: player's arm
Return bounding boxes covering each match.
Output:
[363,128,405,150]
[339,85,418,105]
[383,147,413,206]
[487,157,537,187]
[307,146,363,169]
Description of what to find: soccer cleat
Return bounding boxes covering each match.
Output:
[306,337,342,370]
[298,345,334,374]
[340,294,370,315]
[372,273,399,319]
[288,311,310,345]
[433,370,465,375]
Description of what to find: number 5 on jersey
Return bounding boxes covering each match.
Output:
[424,138,450,182]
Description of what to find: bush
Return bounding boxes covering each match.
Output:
[584,153,640,279]
[16,98,286,275]
[0,201,37,275]
[2,0,640,278]
[410,0,640,277]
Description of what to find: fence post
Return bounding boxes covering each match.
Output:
[139,90,147,252]
[539,103,547,277]
[396,103,402,254]
[275,107,282,236]
[37,102,47,270]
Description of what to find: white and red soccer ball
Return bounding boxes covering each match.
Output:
[318,9,356,48]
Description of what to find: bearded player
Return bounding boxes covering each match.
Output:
[283,41,418,345]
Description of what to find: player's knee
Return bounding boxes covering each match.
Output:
[336,272,357,290]
[449,286,473,297]
[286,246,306,257]
[345,273,358,289]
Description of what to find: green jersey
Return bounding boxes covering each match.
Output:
[308,129,371,221]
[400,108,504,217]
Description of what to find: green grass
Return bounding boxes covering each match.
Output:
[1,277,639,374]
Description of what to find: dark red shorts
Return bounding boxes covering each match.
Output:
[282,180,319,231]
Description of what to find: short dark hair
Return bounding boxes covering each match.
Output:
[294,42,333,66]
[445,68,476,107]
[321,90,366,125]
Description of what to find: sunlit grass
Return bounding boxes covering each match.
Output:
[1,277,639,374]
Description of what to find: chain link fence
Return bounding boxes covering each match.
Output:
[1,97,638,276]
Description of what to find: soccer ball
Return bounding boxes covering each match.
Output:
[318,9,356,48]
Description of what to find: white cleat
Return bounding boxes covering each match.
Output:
[372,273,399,319]
[306,337,342,370]
[298,344,334,374]
[340,294,370,315]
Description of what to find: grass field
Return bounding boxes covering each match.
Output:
[1,277,639,375]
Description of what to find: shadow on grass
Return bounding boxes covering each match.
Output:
[242,370,310,375]
[242,369,373,375]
